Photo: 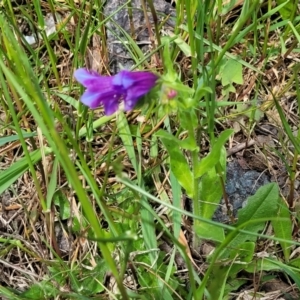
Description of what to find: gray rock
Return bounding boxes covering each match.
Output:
[104,0,175,72]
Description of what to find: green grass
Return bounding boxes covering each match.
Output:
[0,0,300,299]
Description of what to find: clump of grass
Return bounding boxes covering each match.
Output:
[1,0,300,299]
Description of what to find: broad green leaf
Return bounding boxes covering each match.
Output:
[195,222,225,243]
[224,278,247,297]
[156,129,178,142]
[161,38,179,83]
[237,183,278,225]
[21,282,59,299]
[177,136,198,151]
[150,134,158,158]
[170,171,182,238]
[220,58,243,86]
[194,86,213,102]
[157,130,194,197]
[275,0,295,20]
[80,259,107,295]
[78,115,115,137]
[197,147,226,220]
[194,148,226,243]
[245,258,281,273]
[207,261,234,300]
[227,242,255,275]
[222,183,278,257]
[272,198,292,261]
[228,241,255,262]
[290,258,300,268]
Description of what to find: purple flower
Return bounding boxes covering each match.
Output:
[74,68,158,115]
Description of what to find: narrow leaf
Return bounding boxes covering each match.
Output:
[117,112,138,173]
[272,198,292,261]
[0,132,36,147]
[195,129,233,178]
[157,131,194,197]
[0,149,48,194]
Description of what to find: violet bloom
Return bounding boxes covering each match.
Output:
[74,68,158,115]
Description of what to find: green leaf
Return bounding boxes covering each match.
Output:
[289,257,300,268]
[229,241,255,262]
[194,148,226,242]
[194,86,213,102]
[162,38,177,80]
[195,129,233,178]
[0,132,36,147]
[178,110,198,140]
[224,278,247,296]
[245,258,281,273]
[222,183,278,257]
[55,92,79,110]
[117,112,138,173]
[80,259,107,295]
[264,258,300,289]
[275,0,296,20]
[198,150,226,220]
[0,148,50,194]
[53,190,71,220]
[236,183,278,226]
[220,58,243,86]
[46,156,59,210]
[195,222,225,243]
[157,130,194,197]
[227,242,255,275]
[207,262,233,300]
[172,35,191,57]
[272,198,292,261]
[0,286,25,300]
[20,282,58,299]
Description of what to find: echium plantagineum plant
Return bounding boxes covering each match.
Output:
[75,42,231,254]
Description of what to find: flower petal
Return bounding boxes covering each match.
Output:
[81,89,123,111]
[127,80,157,100]
[113,70,158,90]
[125,71,157,84]
[80,90,104,109]
[74,68,117,94]
[123,97,139,111]
[103,100,120,115]
[81,90,121,115]
[112,70,133,88]
[124,78,158,110]
[74,68,102,88]
[115,71,158,111]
